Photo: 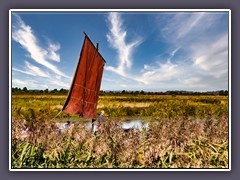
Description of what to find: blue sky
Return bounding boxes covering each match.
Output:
[11,10,229,91]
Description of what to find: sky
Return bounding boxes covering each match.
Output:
[11,10,229,92]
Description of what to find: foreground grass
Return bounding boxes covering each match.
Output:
[11,116,228,169]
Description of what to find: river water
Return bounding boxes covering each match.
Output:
[85,119,149,131]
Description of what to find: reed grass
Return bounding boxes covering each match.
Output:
[11,116,228,168]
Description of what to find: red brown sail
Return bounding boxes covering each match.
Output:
[62,33,106,119]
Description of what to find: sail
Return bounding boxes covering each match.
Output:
[62,33,106,119]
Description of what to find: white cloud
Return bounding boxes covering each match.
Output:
[12,14,68,78]
[136,60,182,85]
[120,84,127,88]
[103,12,228,91]
[12,14,73,90]
[192,34,228,78]
[13,61,49,77]
[12,78,48,89]
[183,77,208,88]
[105,12,184,87]
[106,12,142,77]
[157,12,228,90]
[175,13,205,40]
[12,76,69,90]
[47,79,69,88]
[12,79,28,85]
[13,67,33,76]
[47,42,61,62]
[170,47,181,58]
[160,12,220,44]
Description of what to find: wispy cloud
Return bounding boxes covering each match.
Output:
[12,78,49,89]
[47,42,61,62]
[169,47,181,59]
[47,78,69,88]
[13,61,49,77]
[157,12,228,89]
[12,14,68,78]
[105,12,183,87]
[183,77,208,88]
[106,12,142,77]
[172,12,205,40]
[12,14,72,90]
[137,60,182,85]
[12,75,69,90]
[12,79,28,86]
[160,12,219,44]
[103,12,228,91]
[192,34,228,78]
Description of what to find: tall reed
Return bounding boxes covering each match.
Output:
[11,115,228,169]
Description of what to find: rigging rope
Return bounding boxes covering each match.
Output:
[50,110,63,121]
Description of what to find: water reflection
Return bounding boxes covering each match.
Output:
[85,120,149,131]
[122,120,149,131]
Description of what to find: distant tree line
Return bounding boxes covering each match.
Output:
[100,90,228,96]
[12,87,228,96]
[12,87,68,95]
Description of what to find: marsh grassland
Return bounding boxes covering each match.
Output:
[11,94,229,169]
